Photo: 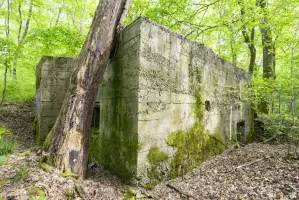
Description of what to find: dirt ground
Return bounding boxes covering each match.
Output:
[0,102,35,150]
[0,103,298,200]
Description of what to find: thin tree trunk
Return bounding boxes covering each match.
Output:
[17,3,22,44]
[1,0,11,106]
[1,63,8,106]
[47,0,132,179]
[239,1,256,74]
[12,0,33,79]
[230,38,236,65]
[258,0,275,114]
[55,0,64,26]
[75,0,86,34]
[291,48,295,126]
[69,11,80,33]
[248,28,256,74]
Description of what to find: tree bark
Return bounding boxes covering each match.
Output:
[46,0,131,179]
[258,0,275,114]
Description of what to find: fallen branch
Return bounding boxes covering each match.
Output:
[225,156,269,174]
[261,132,286,144]
[166,183,197,199]
[141,191,159,199]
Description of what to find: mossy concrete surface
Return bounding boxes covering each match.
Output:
[37,17,253,186]
[134,18,253,185]
[35,56,76,143]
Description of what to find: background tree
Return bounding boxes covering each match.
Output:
[1,0,11,106]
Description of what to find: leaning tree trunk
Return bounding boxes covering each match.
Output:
[46,0,131,178]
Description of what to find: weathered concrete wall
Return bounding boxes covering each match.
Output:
[35,56,76,142]
[36,17,253,186]
[95,17,253,185]
[135,18,253,186]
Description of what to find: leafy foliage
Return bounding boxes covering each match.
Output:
[0,0,97,103]
[126,0,299,145]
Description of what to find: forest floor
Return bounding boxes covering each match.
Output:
[0,103,299,200]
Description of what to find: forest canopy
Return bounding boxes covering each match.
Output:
[1,0,299,124]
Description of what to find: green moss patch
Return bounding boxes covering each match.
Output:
[165,88,227,179]
[19,150,31,157]
[64,189,76,199]
[148,146,169,164]
[61,171,78,178]
[122,189,136,200]
[28,187,45,197]
[89,98,138,180]
[43,131,51,150]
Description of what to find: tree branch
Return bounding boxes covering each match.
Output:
[167,183,197,199]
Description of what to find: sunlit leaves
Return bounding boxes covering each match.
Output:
[27,26,84,56]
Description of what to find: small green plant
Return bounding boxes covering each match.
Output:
[0,178,10,188]
[28,187,46,198]
[0,128,15,155]
[122,189,136,200]
[0,138,15,155]
[13,167,30,181]
[64,189,76,199]
[19,150,31,157]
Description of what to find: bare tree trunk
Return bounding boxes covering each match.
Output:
[46,0,132,179]
[1,0,11,106]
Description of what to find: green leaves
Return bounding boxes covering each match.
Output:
[27,26,84,56]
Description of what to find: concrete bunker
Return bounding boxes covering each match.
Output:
[35,17,253,186]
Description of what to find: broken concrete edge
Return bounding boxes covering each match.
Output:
[132,16,249,73]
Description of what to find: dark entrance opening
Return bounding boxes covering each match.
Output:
[205,100,211,111]
[91,106,100,133]
[237,120,245,143]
